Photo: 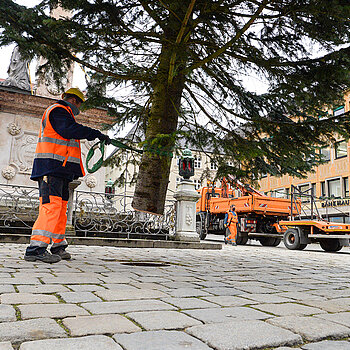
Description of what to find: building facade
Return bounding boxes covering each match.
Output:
[258,90,350,223]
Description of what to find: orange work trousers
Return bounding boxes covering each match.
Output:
[226,223,238,242]
[29,176,70,251]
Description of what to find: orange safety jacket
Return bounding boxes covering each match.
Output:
[32,103,85,179]
[225,210,238,226]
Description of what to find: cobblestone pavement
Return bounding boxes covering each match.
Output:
[1,241,350,349]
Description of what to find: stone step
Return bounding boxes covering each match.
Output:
[0,234,222,250]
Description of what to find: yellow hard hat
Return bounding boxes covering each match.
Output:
[62,87,86,102]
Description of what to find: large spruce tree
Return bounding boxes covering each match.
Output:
[1,0,349,214]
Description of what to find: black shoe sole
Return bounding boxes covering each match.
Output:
[24,255,61,263]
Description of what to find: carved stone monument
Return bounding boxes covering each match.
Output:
[0,46,31,92]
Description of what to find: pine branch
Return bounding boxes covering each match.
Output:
[184,0,270,73]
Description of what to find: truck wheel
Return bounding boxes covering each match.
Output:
[320,239,342,252]
[283,229,301,250]
[196,214,207,240]
[272,238,281,247]
[236,232,248,245]
[259,237,278,246]
[298,244,307,250]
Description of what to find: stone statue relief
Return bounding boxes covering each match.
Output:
[0,45,31,91]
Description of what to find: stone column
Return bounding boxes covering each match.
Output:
[173,179,201,242]
[65,180,81,236]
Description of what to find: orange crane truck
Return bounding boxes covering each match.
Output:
[196,175,300,246]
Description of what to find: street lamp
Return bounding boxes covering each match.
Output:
[178,148,194,180]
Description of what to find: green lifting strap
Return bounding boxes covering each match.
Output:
[86,139,143,174]
[86,139,174,174]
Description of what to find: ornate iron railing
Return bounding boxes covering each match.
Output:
[73,190,176,239]
[0,183,39,231]
[0,183,176,239]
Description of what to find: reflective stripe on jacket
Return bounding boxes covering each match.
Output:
[226,210,238,226]
[33,103,85,177]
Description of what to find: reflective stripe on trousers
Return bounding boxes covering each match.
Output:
[227,223,238,241]
[30,176,70,249]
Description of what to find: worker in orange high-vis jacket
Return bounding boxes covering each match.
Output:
[24,88,111,263]
[224,204,239,246]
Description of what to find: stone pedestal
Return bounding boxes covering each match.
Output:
[66,180,81,236]
[173,179,201,242]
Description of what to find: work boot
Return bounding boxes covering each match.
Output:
[51,248,71,260]
[224,237,237,246]
[24,251,61,264]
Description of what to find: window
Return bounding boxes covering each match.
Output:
[285,187,290,199]
[272,188,287,198]
[210,161,218,170]
[311,183,316,197]
[298,184,310,203]
[328,178,341,198]
[335,140,347,159]
[321,181,326,197]
[344,177,349,197]
[320,147,330,161]
[194,156,201,169]
[194,179,202,190]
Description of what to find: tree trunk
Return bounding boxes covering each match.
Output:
[132,16,187,214]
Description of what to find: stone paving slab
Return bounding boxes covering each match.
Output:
[126,310,202,330]
[161,297,218,309]
[0,286,15,294]
[267,315,350,341]
[113,330,212,350]
[16,285,70,294]
[66,284,107,292]
[0,342,13,350]
[18,303,89,319]
[301,340,350,349]
[184,306,269,323]
[315,311,350,327]
[253,302,326,316]
[81,299,176,314]
[0,278,40,285]
[63,314,141,336]
[103,284,139,290]
[0,318,66,342]
[95,289,167,301]
[302,298,350,313]
[166,288,212,298]
[0,305,16,323]
[186,319,302,349]
[0,293,59,305]
[200,295,256,307]
[240,293,291,304]
[58,291,102,303]
[19,335,123,350]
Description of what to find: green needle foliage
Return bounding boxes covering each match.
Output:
[0,0,349,214]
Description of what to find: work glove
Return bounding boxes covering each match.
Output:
[99,133,111,145]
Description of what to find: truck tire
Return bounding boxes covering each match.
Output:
[283,229,302,250]
[320,239,342,252]
[196,213,207,240]
[298,244,307,250]
[236,232,248,245]
[259,237,280,247]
